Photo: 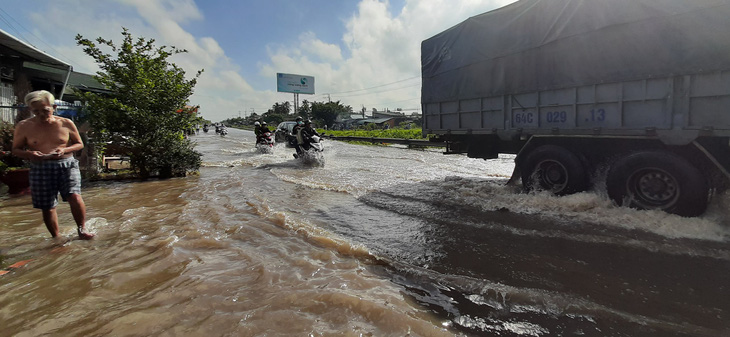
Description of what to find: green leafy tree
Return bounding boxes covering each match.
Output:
[75,28,203,179]
[262,101,290,124]
[270,101,291,115]
[244,112,260,125]
[221,117,247,127]
[298,100,311,119]
[311,100,352,128]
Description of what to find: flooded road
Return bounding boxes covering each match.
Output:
[1,128,729,336]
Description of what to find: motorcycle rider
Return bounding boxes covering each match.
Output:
[299,120,321,151]
[254,121,271,143]
[292,117,304,158]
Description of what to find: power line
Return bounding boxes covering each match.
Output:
[362,97,420,106]
[0,11,27,41]
[327,75,420,95]
[332,82,420,99]
[0,7,79,68]
[314,76,420,101]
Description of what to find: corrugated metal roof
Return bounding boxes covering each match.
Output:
[1,28,73,100]
[356,118,393,125]
[0,28,71,70]
[63,71,108,94]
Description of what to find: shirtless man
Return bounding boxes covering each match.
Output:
[12,90,94,239]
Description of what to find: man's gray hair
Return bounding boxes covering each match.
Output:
[24,90,55,106]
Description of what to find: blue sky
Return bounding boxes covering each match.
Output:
[0,0,515,122]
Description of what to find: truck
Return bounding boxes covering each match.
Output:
[421,0,730,217]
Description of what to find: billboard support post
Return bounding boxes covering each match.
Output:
[294,93,299,116]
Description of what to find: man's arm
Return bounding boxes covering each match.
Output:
[56,119,84,156]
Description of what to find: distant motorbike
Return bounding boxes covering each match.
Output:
[203,125,209,133]
[298,135,324,166]
[256,132,275,154]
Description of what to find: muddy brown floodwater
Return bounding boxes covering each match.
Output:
[1,128,729,336]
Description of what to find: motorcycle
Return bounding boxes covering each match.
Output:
[256,132,275,154]
[203,125,209,133]
[297,135,324,166]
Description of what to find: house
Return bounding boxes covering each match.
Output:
[1,29,109,123]
[0,29,111,172]
[0,28,73,123]
[333,113,367,130]
[356,117,396,129]
[370,110,416,128]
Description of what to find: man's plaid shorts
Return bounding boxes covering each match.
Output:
[29,157,81,210]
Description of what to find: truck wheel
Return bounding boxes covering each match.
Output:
[521,145,588,195]
[606,151,708,217]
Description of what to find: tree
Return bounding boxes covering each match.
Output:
[244,112,260,125]
[270,101,291,115]
[75,28,203,179]
[311,100,352,128]
[261,101,291,124]
[298,100,311,119]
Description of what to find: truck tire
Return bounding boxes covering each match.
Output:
[606,151,708,217]
[521,145,588,195]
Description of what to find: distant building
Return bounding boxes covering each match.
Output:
[371,110,413,128]
[334,114,367,130]
[356,117,395,129]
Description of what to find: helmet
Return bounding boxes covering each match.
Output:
[296,116,303,121]
[254,121,260,126]
[262,121,267,125]
[304,119,312,125]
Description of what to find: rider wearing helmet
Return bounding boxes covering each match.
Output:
[254,121,270,142]
[292,117,304,137]
[292,117,305,157]
[299,120,320,151]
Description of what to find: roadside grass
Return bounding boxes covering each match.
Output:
[320,128,424,140]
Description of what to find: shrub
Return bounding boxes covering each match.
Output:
[76,28,203,179]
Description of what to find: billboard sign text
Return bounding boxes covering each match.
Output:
[276,73,315,94]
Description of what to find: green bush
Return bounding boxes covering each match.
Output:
[76,28,203,179]
[135,130,201,178]
[322,128,424,140]
[0,121,25,173]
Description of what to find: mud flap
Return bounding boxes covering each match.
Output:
[505,165,521,187]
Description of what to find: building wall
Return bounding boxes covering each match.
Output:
[0,83,16,123]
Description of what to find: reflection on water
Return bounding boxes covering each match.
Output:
[1,128,729,336]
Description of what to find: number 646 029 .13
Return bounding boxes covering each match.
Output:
[515,112,534,124]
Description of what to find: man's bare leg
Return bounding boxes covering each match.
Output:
[41,208,60,237]
[68,194,94,239]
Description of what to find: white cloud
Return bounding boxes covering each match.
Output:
[12,0,516,121]
[299,32,343,64]
[261,0,517,113]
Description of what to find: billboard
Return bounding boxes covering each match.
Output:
[277,73,315,94]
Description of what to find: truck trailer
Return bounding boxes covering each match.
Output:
[421,0,730,216]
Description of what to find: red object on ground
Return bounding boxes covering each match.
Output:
[0,168,31,194]
[7,259,33,269]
